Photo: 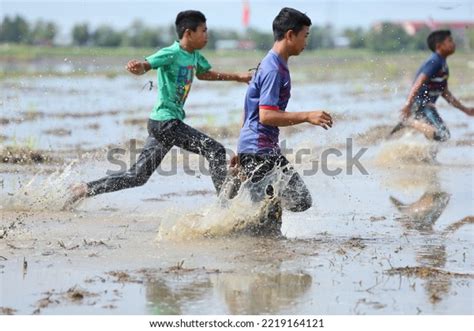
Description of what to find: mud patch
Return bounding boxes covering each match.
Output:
[33,286,100,314]
[65,286,99,301]
[386,266,474,279]
[455,139,474,147]
[443,216,474,234]
[43,128,72,137]
[123,118,146,126]
[107,271,143,284]
[0,147,62,165]
[0,307,17,315]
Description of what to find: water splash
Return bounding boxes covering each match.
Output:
[375,131,439,167]
[1,162,80,211]
[157,166,292,242]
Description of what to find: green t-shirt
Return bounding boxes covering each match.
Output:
[145,41,212,121]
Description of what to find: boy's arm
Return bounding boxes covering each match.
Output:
[196,70,251,83]
[400,73,428,120]
[442,89,474,116]
[126,60,152,75]
[259,108,333,129]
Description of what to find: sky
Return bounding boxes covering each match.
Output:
[1,0,473,34]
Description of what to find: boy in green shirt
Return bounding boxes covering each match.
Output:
[65,10,250,207]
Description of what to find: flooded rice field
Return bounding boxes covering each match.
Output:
[1,53,473,314]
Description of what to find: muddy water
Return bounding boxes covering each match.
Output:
[1,63,473,314]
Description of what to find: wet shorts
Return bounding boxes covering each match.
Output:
[413,105,450,142]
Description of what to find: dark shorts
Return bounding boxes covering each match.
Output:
[238,153,312,213]
[219,153,312,236]
[413,104,450,142]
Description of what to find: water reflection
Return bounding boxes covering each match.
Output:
[214,271,312,314]
[145,277,213,314]
[144,238,313,314]
[144,269,312,314]
[390,191,450,234]
[389,169,472,304]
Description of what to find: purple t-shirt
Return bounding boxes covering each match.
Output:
[237,50,291,154]
[414,52,449,107]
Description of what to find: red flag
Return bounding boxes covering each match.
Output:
[242,0,250,28]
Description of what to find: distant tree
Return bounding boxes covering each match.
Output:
[410,26,431,50]
[92,25,122,47]
[206,30,217,50]
[0,15,30,43]
[307,25,335,50]
[30,20,56,45]
[366,22,412,52]
[245,28,273,50]
[165,24,176,44]
[343,27,366,48]
[123,20,162,48]
[72,23,89,46]
[450,29,467,50]
[468,27,474,51]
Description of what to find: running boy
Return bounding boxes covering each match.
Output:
[391,30,473,141]
[65,10,250,207]
[230,8,333,235]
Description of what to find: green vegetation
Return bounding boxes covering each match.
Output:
[0,44,156,60]
[1,44,472,89]
[2,15,473,52]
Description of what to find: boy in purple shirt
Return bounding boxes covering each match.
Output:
[229,8,333,235]
[391,30,473,141]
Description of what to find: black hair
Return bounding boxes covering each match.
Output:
[272,7,312,41]
[175,10,206,39]
[427,30,451,52]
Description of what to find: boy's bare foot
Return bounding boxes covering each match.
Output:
[62,183,88,210]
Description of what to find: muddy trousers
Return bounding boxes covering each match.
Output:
[238,153,313,213]
[86,119,227,197]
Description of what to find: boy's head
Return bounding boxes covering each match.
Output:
[175,10,208,49]
[427,30,455,56]
[272,7,312,55]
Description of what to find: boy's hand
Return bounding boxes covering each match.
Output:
[126,60,146,75]
[237,72,252,84]
[463,107,474,116]
[306,111,333,130]
[230,155,240,168]
[400,105,411,121]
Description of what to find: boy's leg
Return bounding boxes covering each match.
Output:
[64,119,191,210]
[406,118,437,139]
[280,171,312,212]
[275,156,312,212]
[169,121,227,193]
[411,106,450,142]
[86,135,172,196]
[238,153,283,236]
[63,134,171,209]
[240,154,312,210]
[421,107,450,142]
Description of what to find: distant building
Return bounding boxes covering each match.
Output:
[398,21,474,36]
[373,20,474,49]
